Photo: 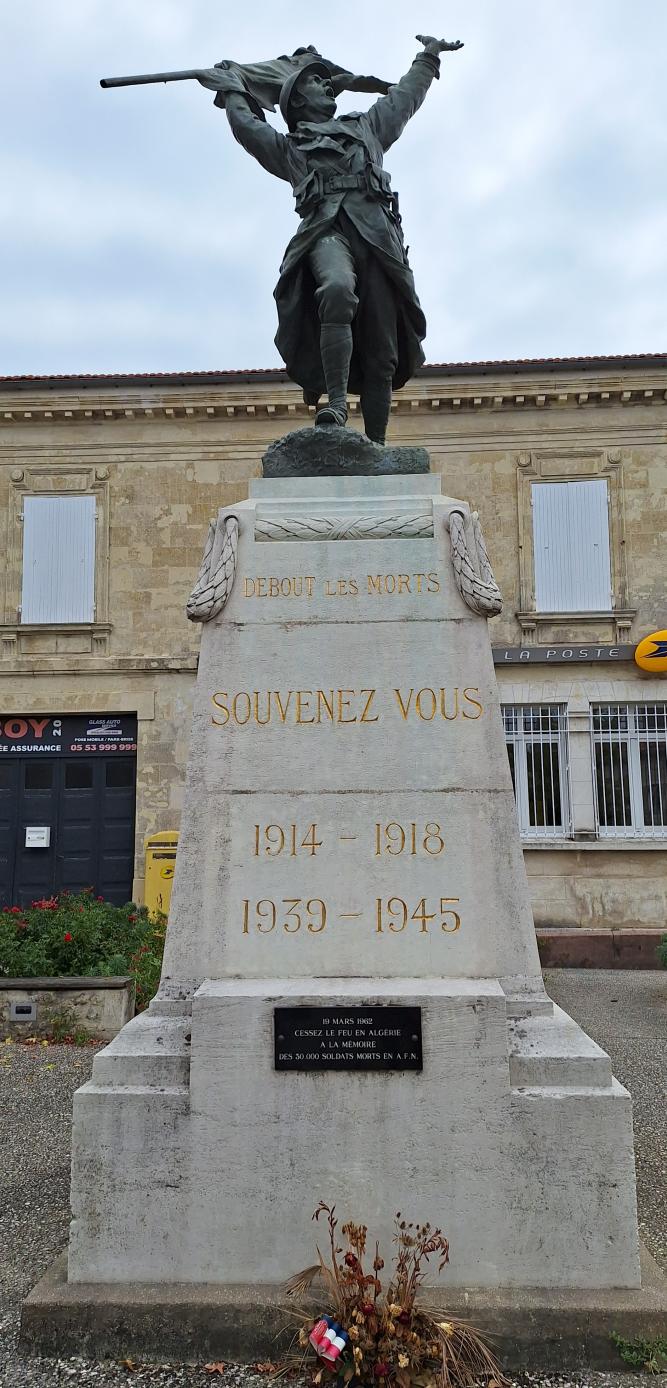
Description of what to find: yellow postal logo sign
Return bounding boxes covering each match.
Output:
[635,630,667,673]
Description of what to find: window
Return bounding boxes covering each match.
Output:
[532,479,612,612]
[21,495,96,624]
[105,761,135,788]
[65,763,94,790]
[592,704,667,839]
[503,705,571,838]
[24,763,54,791]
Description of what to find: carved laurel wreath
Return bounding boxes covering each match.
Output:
[254,512,433,541]
[186,514,239,623]
[185,505,501,623]
[447,508,502,617]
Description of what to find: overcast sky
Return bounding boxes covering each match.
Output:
[1,0,666,376]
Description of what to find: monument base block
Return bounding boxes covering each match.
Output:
[21,1247,667,1371]
[67,978,640,1290]
[47,465,643,1345]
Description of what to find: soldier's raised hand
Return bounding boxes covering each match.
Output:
[416,34,464,54]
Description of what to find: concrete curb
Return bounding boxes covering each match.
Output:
[20,1248,667,1371]
[537,929,665,969]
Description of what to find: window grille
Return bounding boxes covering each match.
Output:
[592,704,667,838]
[532,479,613,612]
[21,495,96,623]
[502,704,571,838]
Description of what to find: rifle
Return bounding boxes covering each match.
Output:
[101,70,203,88]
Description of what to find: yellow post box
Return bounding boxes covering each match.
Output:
[144,831,178,918]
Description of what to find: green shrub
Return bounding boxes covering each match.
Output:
[658,934,667,969]
[0,890,166,1011]
[611,1331,667,1372]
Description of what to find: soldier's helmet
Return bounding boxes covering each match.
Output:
[279,59,333,131]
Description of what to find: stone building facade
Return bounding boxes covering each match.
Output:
[1,354,666,929]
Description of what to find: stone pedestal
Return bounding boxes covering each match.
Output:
[66,471,640,1292]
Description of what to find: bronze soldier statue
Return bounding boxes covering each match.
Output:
[102,36,463,445]
[196,36,462,444]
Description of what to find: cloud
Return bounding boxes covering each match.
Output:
[1,0,666,373]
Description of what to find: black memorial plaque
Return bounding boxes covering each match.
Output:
[274,1006,422,1072]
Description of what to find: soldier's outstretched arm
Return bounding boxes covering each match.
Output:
[197,69,291,181]
[366,36,463,152]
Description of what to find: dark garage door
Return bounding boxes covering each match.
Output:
[0,714,137,908]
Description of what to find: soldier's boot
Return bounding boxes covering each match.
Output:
[315,324,352,428]
[361,377,392,445]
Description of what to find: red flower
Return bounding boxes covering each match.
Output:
[374,1363,390,1377]
[63,932,73,942]
[344,1252,358,1268]
[398,1311,411,1325]
[361,1303,375,1317]
[97,896,104,902]
[128,914,137,922]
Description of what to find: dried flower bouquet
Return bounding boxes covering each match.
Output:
[282,1203,508,1388]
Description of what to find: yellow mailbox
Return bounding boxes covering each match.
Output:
[144,831,178,918]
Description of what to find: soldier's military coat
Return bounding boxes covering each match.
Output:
[222,52,439,397]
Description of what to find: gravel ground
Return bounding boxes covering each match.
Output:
[1,969,665,1388]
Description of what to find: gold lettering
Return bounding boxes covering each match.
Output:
[316,690,335,723]
[296,690,315,724]
[274,690,293,724]
[211,691,229,726]
[440,687,459,720]
[397,573,411,593]
[462,687,484,719]
[252,691,271,726]
[232,692,252,725]
[393,688,414,720]
[256,578,267,597]
[324,580,337,596]
[416,688,437,721]
[415,573,425,593]
[360,689,379,723]
[349,576,359,595]
[427,572,440,592]
[367,575,382,595]
[305,576,315,597]
[243,578,256,597]
[337,690,357,723]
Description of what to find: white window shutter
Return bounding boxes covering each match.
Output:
[21,495,96,623]
[532,480,612,612]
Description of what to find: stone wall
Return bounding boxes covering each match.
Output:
[0,977,135,1040]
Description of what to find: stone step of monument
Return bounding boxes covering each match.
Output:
[508,1006,613,1090]
[148,997,193,1017]
[90,1013,191,1090]
[504,996,554,1019]
[80,1082,190,1102]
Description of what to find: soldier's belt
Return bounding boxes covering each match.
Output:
[294,167,393,213]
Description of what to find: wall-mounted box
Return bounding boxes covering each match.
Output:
[25,825,51,848]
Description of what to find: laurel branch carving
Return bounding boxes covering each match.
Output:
[186,514,239,623]
[255,512,433,542]
[447,509,503,617]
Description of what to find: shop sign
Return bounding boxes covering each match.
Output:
[0,714,138,755]
[634,630,667,673]
[493,645,634,665]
